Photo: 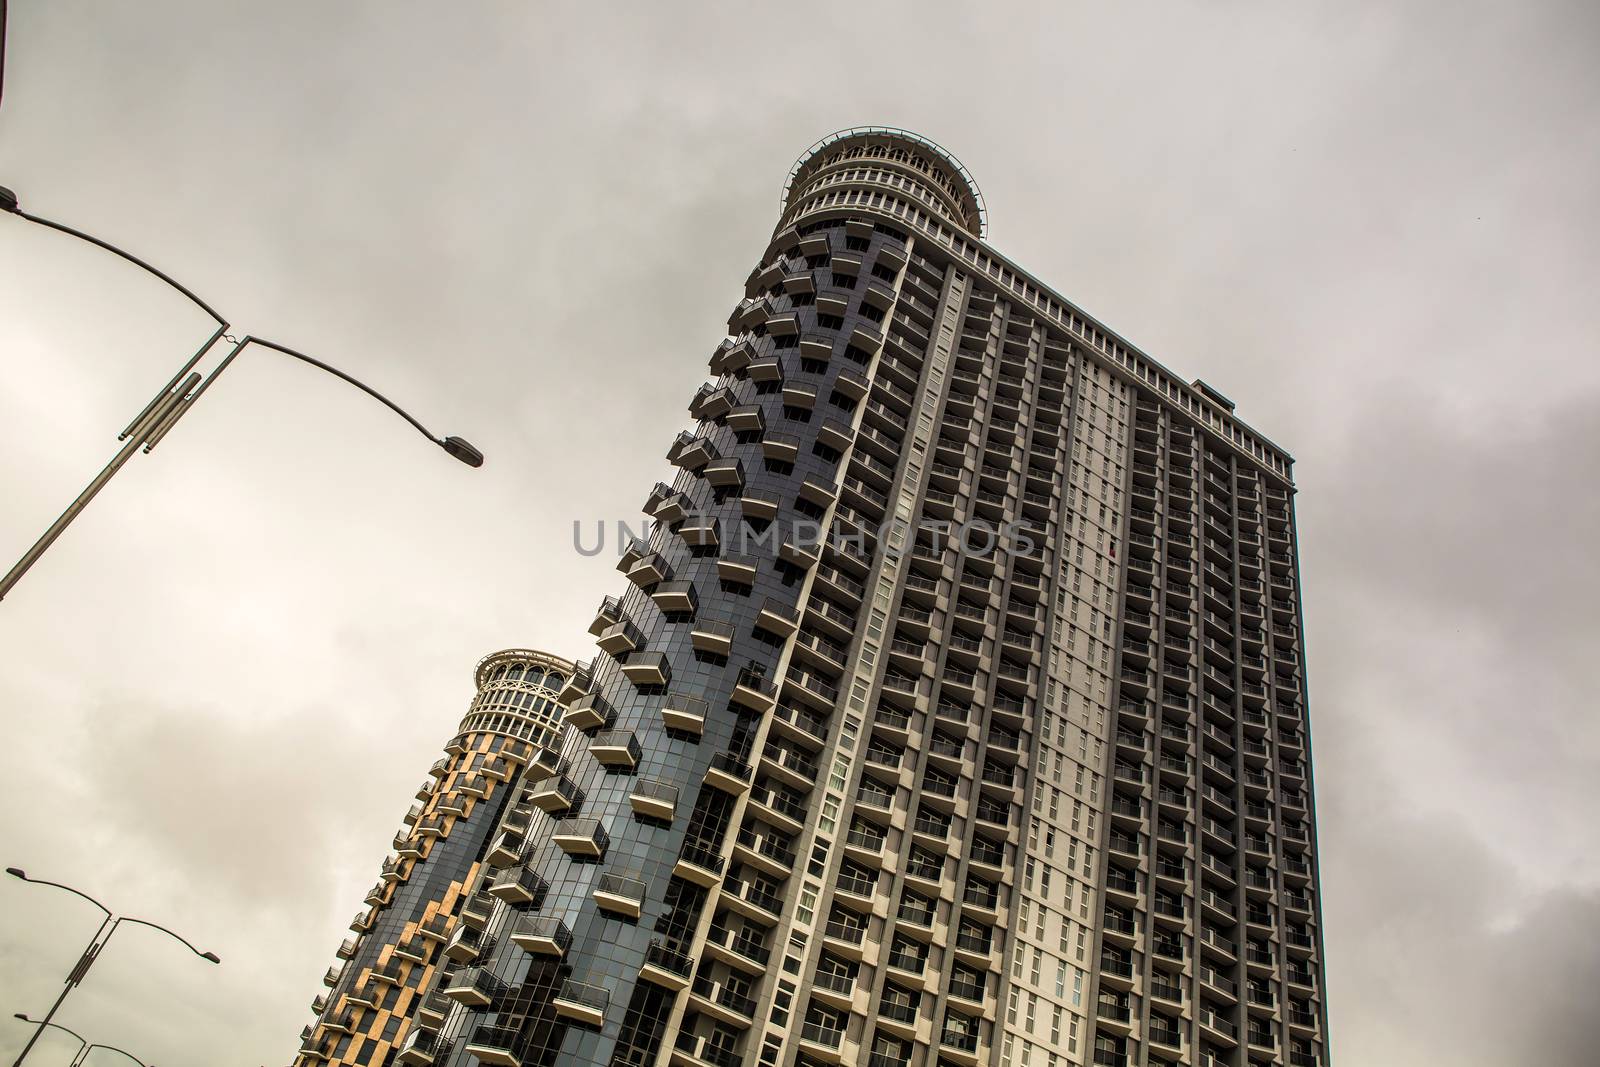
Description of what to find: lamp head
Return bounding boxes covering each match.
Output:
[0,186,18,214]
[202,951,221,964]
[5,867,24,880]
[441,436,484,468]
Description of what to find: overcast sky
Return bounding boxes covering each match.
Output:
[1,2,1596,1064]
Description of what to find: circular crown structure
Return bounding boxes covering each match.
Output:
[779,126,987,238]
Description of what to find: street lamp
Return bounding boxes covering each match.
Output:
[5,868,216,1067]
[10,1014,154,1067]
[0,185,484,603]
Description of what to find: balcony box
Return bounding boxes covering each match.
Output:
[691,619,735,657]
[395,1027,447,1066]
[643,479,674,515]
[596,619,644,656]
[729,296,768,331]
[799,1021,846,1058]
[553,979,610,1028]
[799,337,833,363]
[553,817,609,859]
[483,831,521,870]
[630,778,679,821]
[703,460,744,492]
[817,417,855,451]
[457,774,489,799]
[459,894,494,929]
[321,963,343,988]
[673,839,726,888]
[703,752,752,795]
[726,403,766,434]
[730,672,777,714]
[766,311,801,336]
[511,914,572,958]
[740,490,782,523]
[681,516,723,549]
[591,730,642,769]
[369,961,405,987]
[627,551,673,588]
[526,747,566,781]
[463,1025,524,1067]
[491,865,550,909]
[528,774,583,815]
[392,937,428,964]
[564,694,615,732]
[442,966,505,1008]
[661,693,708,736]
[716,556,758,587]
[413,991,451,1028]
[710,338,755,375]
[668,433,718,472]
[621,651,672,688]
[652,491,693,525]
[850,322,884,354]
[346,979,379,1009]
[588,595,624,637]
[594,872,648,918]
[639,938,694,991]
[816,293,850,318]
[862,280,895,311]
[833,369,869,401]
[778,538,821,570]
[756,599,800,638]
[762,431,801,463]
[556,662,592,705]
[799,232,831,256]
[691,384,736,421]
[737,353,783,388]
[652,579,698,614]
[444,923,488,963]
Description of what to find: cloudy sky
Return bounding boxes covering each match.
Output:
[1,1,1596,1063]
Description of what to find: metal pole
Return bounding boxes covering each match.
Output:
[0,340,213,603]
[11,916,111,1067]
[0,436,145,603]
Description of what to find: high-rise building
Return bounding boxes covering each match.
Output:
[300,126,1328,1067]
[296,648,576,1067]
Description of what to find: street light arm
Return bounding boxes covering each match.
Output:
[115,917,219,963]
[244,336,447,448]
[169,335,483,467]
[6,870,112,918]
[11,1014,87,1052]
[5,205,227,327]
[84,1045,153,1067]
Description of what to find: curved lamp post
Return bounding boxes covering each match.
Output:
[0,185,483,603]
[6,869,215,1067]
[10,1014,154,1067]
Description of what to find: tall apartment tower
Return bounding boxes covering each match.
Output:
[296,648,576,1067]
[369,128,1329,1067]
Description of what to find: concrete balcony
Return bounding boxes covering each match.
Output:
[511,914,572,958]
[552,979,609,1028]
[593,872,648,919]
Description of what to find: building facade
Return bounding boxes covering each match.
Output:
[296,648,576,1067]
[302,127,1329,1067]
